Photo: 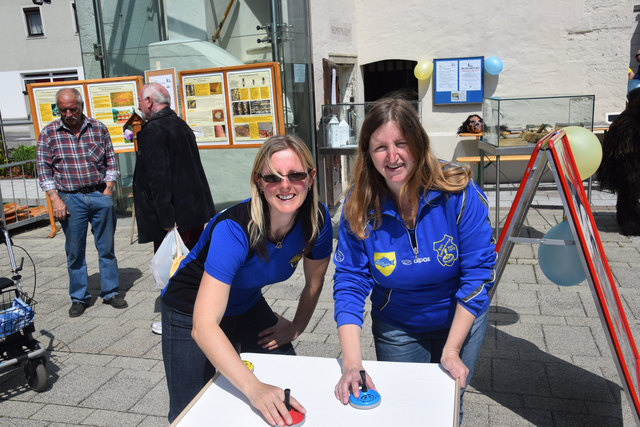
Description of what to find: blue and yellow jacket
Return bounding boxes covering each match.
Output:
[333,181,496,334]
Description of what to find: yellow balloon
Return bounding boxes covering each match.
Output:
[414,60,433,80]
[562,126,602,180]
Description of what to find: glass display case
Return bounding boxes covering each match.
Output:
[318,101,421,207]
[482,95,595,147]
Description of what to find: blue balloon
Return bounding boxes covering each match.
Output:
[538,221,586,286]
[628,79,640,93]
[484,57,503,75]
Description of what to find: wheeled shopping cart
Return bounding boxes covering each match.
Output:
[0,227,47,391]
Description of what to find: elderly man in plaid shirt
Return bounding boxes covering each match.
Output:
[37,87,127,317]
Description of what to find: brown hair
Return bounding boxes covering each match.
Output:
[344,98,470,239]
[248,134,321,258]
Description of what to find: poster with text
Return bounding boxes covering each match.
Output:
[145,68,178,111]
[32,85,86,131]
[87,81,138,145]
[226,68,275,144]
[182,73,228,144]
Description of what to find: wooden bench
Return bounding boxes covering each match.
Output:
[455,155,532,164]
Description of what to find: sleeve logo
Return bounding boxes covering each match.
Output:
[433,234,458,267]
[373,252,396,276]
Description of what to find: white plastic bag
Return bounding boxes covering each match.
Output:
[150,228,189,290]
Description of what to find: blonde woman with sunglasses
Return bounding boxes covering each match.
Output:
[161,135,332,425]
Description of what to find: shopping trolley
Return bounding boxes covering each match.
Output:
[0,227,47,391]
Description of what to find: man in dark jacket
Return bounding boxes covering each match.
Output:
[134,83,216,251]
[134,84,216,333]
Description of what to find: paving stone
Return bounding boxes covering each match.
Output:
[79,408,146,426]
[80,370,164,411]
[543,325,601,357]
[29,403,94,424]
[0,400,44,418]
[30,365,119,405]
[492,359,550,395]
[488,405,553,426]
[129,380,170,417]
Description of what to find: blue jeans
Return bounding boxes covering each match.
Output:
[59,191,119,303]
[372,310,488,423]
[162,297,295,423]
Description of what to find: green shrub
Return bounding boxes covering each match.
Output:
[10,145,37,176]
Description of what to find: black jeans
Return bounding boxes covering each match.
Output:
[162,296,295,422]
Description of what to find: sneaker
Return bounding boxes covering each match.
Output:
[151,321,162,335]
[103,294,128,309]
[69,302,86,317]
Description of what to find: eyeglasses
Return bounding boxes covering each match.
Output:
[259,170,309,183]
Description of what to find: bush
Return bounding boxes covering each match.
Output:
[9,145,37,176]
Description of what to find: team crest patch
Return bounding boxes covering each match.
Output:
[289,253,302,268]
[433,235,458,267]
[373,252,396,276]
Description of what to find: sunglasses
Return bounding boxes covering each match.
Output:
[259,170,310,183]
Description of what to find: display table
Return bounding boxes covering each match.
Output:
[174,352,459,426]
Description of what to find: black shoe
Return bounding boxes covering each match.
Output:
[69,302,86,317]
[103,295,128,309]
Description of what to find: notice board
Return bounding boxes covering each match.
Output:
[28,76,143,153]
[493,130,640,424]
[179,62,284,148]
[433,57,483,105]
[145,67,178,111]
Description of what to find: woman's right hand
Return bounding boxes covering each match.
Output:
[334,363,377,405]
[247,382,305,426]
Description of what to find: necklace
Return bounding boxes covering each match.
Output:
[270,216,296,249]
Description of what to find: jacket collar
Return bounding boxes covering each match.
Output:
[378,189,444,220]
[146,106,175,123]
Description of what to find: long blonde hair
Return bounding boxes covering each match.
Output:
[345,98,470,239]
[248,135,322,259]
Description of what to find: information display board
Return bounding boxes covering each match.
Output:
[145,68,178,111]
[179,62,284,148]
[28,76,143,153]
[86,80,138,145]
[494,130,640,424]
[433,57,483,105]
[30,83,87,131]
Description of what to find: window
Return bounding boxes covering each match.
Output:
[24,7,44,37]
[71,2,79,34]
[22,70,79,94]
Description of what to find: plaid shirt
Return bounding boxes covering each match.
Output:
[37,116,120,192]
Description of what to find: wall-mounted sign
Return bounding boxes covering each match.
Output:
[433,57,484,105]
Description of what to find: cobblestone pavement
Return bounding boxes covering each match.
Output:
[0,186,639,426]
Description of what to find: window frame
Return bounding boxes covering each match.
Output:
[22,6,45,38]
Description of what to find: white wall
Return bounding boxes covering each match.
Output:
[310,0,636,161]
[0,0,82,120]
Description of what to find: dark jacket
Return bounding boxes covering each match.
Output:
[133,107,215,243]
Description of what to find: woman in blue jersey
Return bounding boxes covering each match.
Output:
[333,98,496,411]
[162,135,332,425]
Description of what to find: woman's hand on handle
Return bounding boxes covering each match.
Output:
[246,383,305,426]
[334,363,377,404]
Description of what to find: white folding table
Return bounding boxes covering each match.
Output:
[174,352,459,426]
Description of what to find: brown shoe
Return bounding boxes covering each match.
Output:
[103,295,128,309]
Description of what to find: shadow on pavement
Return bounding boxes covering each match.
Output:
[471,307,623,425]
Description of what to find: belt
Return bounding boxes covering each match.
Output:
[61,183,107,194]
